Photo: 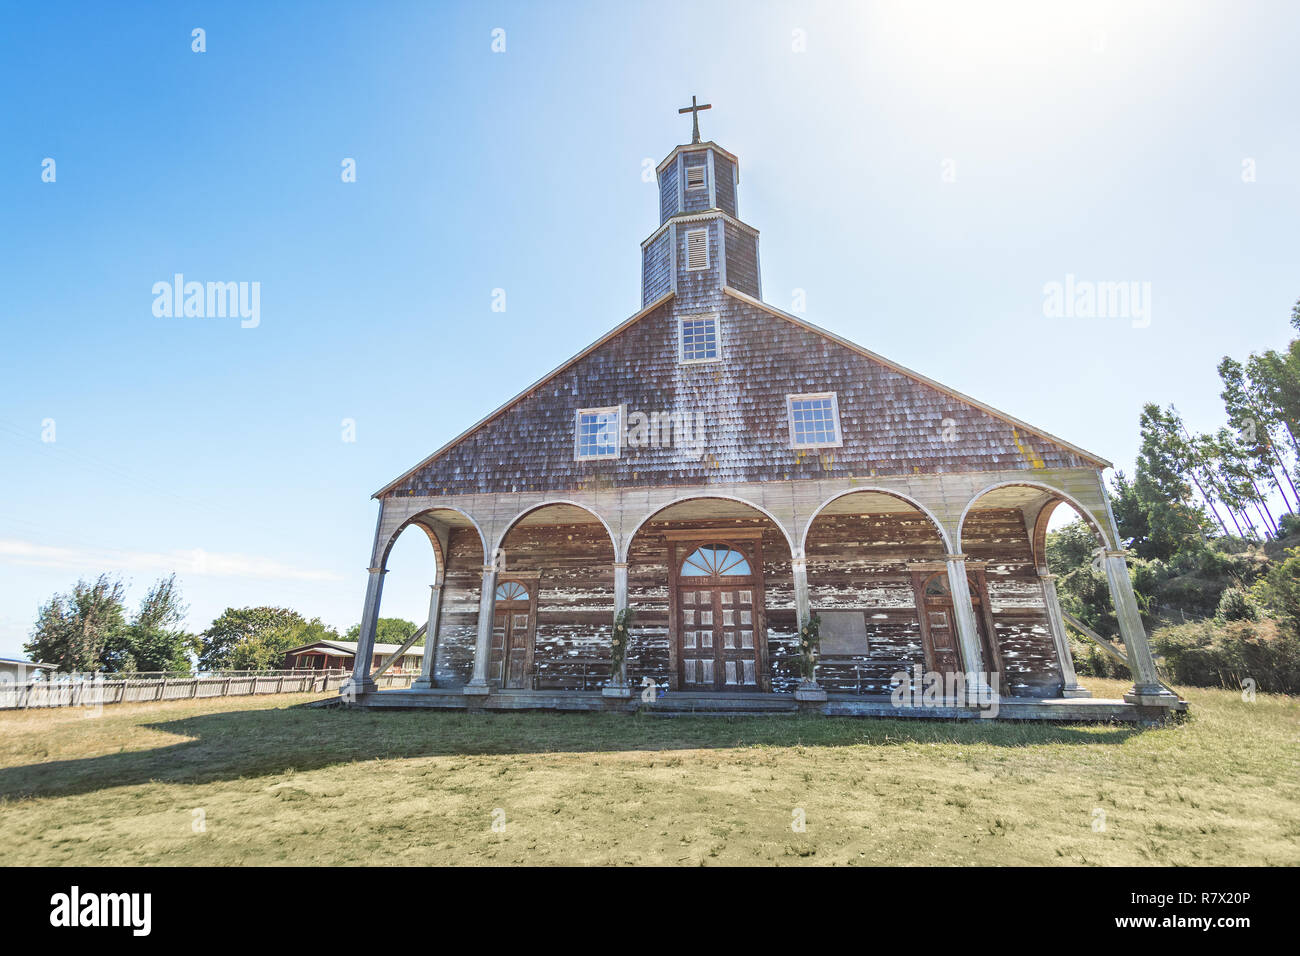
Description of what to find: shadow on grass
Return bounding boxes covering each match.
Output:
[0,703,1144,801]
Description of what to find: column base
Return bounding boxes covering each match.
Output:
[341,679,376,700]
[1060,685,1093,699]
[794,681,828,703]
[410,677,435,691]
[1124,685,1181,707]
[463,682,491,712]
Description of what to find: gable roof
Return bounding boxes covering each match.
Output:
[375,288,1108,498]
[374,290,676,497]
[723,287,1110,468]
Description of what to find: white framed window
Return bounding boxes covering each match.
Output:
[685,165,707,190]
[574,406,622,460]
[685,228,709,271]
[678,313,720,364]
[787,392,842,449]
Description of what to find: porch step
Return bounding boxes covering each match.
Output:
[642,709,798,718]
[641,694,798,715]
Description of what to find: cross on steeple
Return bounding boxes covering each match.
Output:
[678,95,712,144]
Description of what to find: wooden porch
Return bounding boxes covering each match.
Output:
[337,685,1184,723]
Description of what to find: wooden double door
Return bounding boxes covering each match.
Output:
[912,566,1002,682]
[671,537,766,691]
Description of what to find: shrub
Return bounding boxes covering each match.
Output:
[1151,619,1300,693]
[1215,587,1259,622]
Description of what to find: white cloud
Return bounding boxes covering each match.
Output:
[0,539,344,583]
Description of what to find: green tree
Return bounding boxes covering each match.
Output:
[1254,547,1300,633]
[227,617,340,671]
[1219,355,1296,518]
[24,574,127,672]
[1109,471,1150,550]
[103,574,197,673]
[1128,404,1210,559]
[199,606,306,671]
[343,617,421,646]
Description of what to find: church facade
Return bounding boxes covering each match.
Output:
[345,105,1181,720]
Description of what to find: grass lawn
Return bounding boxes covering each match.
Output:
[1,678,1296,866]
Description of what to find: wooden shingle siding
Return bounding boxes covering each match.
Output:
[642,230,673,306]
[391,295,1091,498]
[658,162,678,224]
[724,219,760,298]
[714,154,737,217]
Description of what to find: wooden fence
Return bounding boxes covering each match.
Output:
[0,670,418,711]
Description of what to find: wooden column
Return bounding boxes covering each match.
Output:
[465,565,497,696]
[349,567,387,695]
[412,573,445,691]
[613,561,629,684]
[945,554,994,697]
[1038,569,1091,698]
[791,554,811,626]
[791,553,826,700]
[1101,549,1177,703]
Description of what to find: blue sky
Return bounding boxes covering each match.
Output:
[2,0,1298,658]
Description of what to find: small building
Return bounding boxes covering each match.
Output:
[0,658,57,682]
[342,102,1181,720]
[284,641,423,674]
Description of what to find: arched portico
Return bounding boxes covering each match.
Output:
[351,505,486,694]
[959,480,1173,704]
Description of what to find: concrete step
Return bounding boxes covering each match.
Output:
[642,709,800,718]
[642,695,798,714]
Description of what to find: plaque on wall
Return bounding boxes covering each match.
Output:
[816,610,870,655]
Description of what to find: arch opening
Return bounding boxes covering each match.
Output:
[625,495,795,693]
[958,481,1112,698]
[801,488,952,696]
[492,501,617,691]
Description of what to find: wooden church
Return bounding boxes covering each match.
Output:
[345,101,1182,721]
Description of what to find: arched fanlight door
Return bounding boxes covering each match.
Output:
[672,538,763,692]
[495,581,529,602]
[490,579,535,688]
[680,543,752,578]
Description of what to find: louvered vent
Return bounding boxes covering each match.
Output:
[685,228,709,271]
[686,165,707,190]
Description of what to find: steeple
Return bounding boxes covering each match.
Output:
[640,100,762,307]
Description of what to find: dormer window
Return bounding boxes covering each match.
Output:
[787,392,842,449]
[574,406,622,460]
[679,313,720,364]
[685,165,707,191]
[685,228,709,271]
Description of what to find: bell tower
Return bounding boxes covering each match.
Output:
[640,98,762,307]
